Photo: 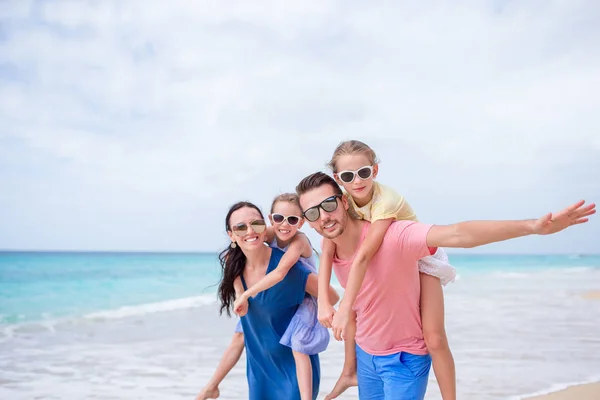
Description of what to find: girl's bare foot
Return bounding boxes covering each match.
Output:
[324,373,358,399]
[196,386,220,400]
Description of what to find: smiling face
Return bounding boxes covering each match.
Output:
[269,200,304,243]
[299,184,350,240]
[333,153,379,206]
[227,206,267,252]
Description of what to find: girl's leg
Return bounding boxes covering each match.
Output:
[325,311,358,400]
[420,273,456,400]
[196,332,244,400]
[293,351,313,400]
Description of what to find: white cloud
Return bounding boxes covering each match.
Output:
[0,0,598,252]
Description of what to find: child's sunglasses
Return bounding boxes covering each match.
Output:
[231,219,267,236]
[337,166,373,184]
[271,214,301,226]
[302,195,341,222]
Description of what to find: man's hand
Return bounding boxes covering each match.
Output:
[331,306,351,341]
[233,294,249,317]
[318,301,336,329]
[533,200,596,235]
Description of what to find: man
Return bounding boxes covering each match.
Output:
[295,172,595,400]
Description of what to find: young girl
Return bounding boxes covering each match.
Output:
[318,140,457,400]
[196,194,337,400]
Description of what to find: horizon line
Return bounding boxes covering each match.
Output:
[0,249,598,256]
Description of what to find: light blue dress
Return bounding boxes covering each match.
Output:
[235,238,330,355]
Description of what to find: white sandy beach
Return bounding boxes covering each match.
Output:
[525,382,600,400]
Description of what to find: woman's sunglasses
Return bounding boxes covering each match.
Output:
[230,219,267,236]
[337,166,373,184]
[302,195,341,222]
[271,214,301,226]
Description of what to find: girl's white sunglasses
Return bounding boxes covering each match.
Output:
[337,166,373,183]
[271,213,301,226]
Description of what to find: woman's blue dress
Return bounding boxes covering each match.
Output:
[240,248,321,400]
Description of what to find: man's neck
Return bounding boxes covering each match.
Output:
[332,218,366,260]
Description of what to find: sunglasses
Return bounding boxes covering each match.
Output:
[230,219,267,237]
[302,195,342,222]
[337,166,373,184]
[271,213,301,226]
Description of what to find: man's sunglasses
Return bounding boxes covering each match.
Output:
[271,214,301,226]
[337,166,373,184]
[230,219,267,236]
[302,195,342,222]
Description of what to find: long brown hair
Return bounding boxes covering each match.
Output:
[217,201,264,316]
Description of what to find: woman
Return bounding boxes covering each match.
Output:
[216,201,337,400]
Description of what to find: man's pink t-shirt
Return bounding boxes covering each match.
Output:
[331,220,433,356]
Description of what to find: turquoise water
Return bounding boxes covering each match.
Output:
[1,251,600,400]
[0,252,222,324]
[1,251,598,325]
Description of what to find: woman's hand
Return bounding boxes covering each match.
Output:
[195,385,219,400]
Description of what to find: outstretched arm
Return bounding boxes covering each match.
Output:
[331,218,393,340]
[426,200,595,249]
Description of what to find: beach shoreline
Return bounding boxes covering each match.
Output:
[523,381,600,400]
[2,254,600,400]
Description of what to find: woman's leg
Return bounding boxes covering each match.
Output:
[196,332,244,400]
[293,351,313,400]
[420,273,456,400]
[325,311,358,400]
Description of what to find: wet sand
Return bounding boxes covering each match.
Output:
[525,382,600,400]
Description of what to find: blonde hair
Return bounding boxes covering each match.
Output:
[327,140,379,173]
[270,193,301,213]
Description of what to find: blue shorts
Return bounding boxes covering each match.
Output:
[356,345,432,400]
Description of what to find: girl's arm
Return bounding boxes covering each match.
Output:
[318,239,335,302]
[317,239,336,327]
[338,218,393,312]
[332,218,393,339]
[239,233,311,301]
[232,276,249,316]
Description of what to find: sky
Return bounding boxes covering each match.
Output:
[0,0,599,254]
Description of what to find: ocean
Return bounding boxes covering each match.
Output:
[1,251,599,399]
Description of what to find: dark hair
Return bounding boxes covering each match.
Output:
[327,140,379,173]
[296,172,343,198]
[296,172,362,220]
[217,201,264,316]
[270,193,301,213]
